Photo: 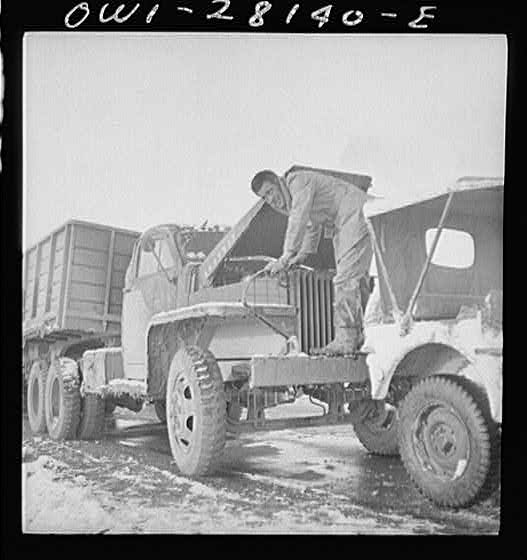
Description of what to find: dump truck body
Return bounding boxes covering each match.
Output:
[23,220,139,342]
[23,221,140,381]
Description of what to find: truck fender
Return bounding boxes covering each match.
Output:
[368,341,501,423]
[146,317,208,400]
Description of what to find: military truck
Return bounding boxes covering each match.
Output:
[24,173,502,509]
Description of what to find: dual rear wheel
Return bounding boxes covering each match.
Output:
[26,357,106,441]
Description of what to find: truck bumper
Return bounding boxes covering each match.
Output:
[249,353,370,389]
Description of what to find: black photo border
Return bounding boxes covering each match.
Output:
[1,0,522,552]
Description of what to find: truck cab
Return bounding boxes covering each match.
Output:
[121,225,183,379]
[120,224,226,380]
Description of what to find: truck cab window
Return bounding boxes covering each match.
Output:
[137,244,159,277]
[137,237,176,279]
[157,239,175,270]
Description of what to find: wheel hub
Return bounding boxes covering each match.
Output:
[413,403,470,480]
[364,401,396,432]
[169,373,196,453]
[429,423,456,457]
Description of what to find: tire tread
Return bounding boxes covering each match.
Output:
[77,394,106,440]
[352,401,400,456]
[27,361,49,434]
[167,346,226,477]
[398,375,497,508]
[45,358,81,440]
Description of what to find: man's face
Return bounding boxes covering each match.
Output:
[257,180,286,211]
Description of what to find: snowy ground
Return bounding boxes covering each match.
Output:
[22,398,500,534]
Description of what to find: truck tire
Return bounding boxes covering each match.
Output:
[352,400,399,456]
[44,358,81,440]
[27,361,48,434]
[446,374,501,503]
[227,400,243,420]
[105,401,117,416]
[226,401,243,434]
[154,400,167,423]
[166,346,227,477]
[78,394,106,440]
[398,375,498,508]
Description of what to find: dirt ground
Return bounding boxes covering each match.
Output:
[21,397,500,534]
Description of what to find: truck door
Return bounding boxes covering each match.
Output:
[121,231,179,380]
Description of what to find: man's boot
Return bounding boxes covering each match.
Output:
[315,326,364,356]
[312,284,364,356]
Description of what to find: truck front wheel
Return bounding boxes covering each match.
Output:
[398,375,498,508]
[44,358,81,440]
[166,346,227,477]
[105,401,117,416]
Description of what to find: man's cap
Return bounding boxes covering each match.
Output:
[251,169,280,194]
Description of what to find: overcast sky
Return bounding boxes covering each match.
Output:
[23,33,507,249]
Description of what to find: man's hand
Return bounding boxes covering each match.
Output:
[264,256,288,276]
[287,252,309,268]
[263,252,309,276]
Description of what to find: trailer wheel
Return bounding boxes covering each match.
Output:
[398,376,498,508]
[166,346,227,476]
[78,394,106,440]
[44,358,81,440]
[27,361,48,434]
[352,400,399,456]
[154,400,167,423]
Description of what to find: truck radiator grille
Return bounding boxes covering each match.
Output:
[289,270,334,354]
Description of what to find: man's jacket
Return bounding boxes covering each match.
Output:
[281,165,372,259]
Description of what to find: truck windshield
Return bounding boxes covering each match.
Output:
[174,229,227,261]
[138,237,175,278]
